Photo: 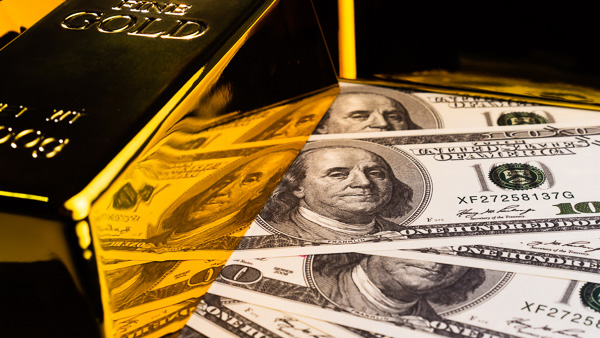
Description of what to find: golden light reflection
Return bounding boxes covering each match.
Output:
[0,190,48,202]
[0,0,65,37]
[89,86,336,337]
[338,0,356,79]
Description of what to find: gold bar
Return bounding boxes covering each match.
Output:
[0,1,338,336]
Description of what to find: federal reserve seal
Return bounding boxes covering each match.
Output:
[580,283,600,313]
[497,112,548,126]
[489,163,546,190]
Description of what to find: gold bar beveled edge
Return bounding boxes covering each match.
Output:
[63,0,279,221]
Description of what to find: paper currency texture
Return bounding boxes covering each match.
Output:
[225,124,600,258]
[313,82,600,135]
[212,253,600,337]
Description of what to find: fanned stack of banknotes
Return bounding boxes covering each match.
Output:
[98,82,600,338]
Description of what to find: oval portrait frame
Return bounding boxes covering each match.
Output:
[152,141,304,246]
[258,138,432,240]
[336,82,443,130]
[305,254,514,321]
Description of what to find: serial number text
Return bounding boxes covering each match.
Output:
[458,191,574,204]
[522,301,600,328]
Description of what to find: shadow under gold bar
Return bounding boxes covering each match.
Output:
[0,0,338,337]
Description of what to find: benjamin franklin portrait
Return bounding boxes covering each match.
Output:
[259,140,429,242]
[150,144,300,247]
[314,83,441,135]
[311,253,487,322]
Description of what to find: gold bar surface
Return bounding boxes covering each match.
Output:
[0,1,338,336]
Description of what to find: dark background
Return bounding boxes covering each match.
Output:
[313,1,599,85]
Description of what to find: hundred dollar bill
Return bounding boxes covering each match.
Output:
[210,252,600,338]
[185,294,338,338]
[90,137,306,261]
[97,258,225,338]
[98,259,223,322]
[181,293,429,338]
[221,123,600,258]
[367,237,600,284]
[88,89,335,262]
[112,297,200,338]
[91,83,600,262]
[312,82,600,135]
[96,123,600,260]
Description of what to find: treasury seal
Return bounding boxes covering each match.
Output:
[580,283,600,313]
[497,112,548,126]
[488,163,545,190]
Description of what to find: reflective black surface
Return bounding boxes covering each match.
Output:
[0,0,268,208]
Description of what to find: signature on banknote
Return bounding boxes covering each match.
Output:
[274,316,333,338]
[527,240,600,253]
[98,224,133,235]
[457,205,535,220]
[115,318,139,334]
[507,318,584,338]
